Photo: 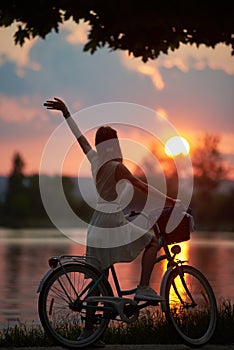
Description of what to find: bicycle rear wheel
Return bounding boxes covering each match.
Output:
[165,265,217,347]
[38,263,111,349]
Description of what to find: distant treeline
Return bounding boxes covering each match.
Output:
[0,173,93,228]
[1,133,234,231]
[0,171,233,231]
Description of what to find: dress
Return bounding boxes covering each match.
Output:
[86,149,154,271]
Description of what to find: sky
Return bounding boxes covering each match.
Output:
[0,20,234,178]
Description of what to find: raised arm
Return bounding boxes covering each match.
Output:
[44,97,92,155]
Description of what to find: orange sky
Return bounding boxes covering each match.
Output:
[2,122,232,179]
[0,23,233,178]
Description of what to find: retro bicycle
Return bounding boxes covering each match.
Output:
[37,208,217,348]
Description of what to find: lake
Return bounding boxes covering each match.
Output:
[0,228,233,328]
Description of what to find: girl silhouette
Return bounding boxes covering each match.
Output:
[44,97,178,301]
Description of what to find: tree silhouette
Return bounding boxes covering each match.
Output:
[192,134,228,195]
[4,152,30,227]
[132,134,232,229]
[1,1,233,62]
[190,134,233,229]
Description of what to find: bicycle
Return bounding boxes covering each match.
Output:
[37,208,217,348]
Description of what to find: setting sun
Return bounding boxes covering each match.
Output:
[165,136,190,157]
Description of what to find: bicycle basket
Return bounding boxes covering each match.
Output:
[156,207,193,245]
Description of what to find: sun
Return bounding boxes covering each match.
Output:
[165,136,190,157]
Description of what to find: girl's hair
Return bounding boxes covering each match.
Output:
[95,126,117,146]
[95,126,123,163]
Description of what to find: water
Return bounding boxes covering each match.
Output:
[0,228,233,328]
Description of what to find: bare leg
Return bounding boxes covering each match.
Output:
[139,235,158,286]
[84,268,109,331]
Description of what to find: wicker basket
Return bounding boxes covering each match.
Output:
[156,207,192,245]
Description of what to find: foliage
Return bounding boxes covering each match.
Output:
[216,299,234,344]
[191,191,234,231]
[0,322,54,347]
[191,134,228,195]
[0,1,234,62]
[1,300,234,346]
[105,309,176,344]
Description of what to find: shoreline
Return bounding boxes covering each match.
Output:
[0,345,234,350]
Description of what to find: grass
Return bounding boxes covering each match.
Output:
[0,299,233,347]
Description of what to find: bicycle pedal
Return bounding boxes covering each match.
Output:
[134,295,164,303]
[86,296,138,323]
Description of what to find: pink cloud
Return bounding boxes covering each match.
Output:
[1,135,50,176]
[120,43,234,90]
[0,24,40,77]
[161,43,234,75]
[0,94,48,123]
[0,20,89,77]
[64,19,90,45]
[119,52,164,90]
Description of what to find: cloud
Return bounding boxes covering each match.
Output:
[120,43,234,90]
[0,94,47,123]
[0,20,89,78]
[155,108,169,120]
[1,19,233,85]
[0,24,40,77]
[162,43,234,75]
[63,19,90,45]
[119,52,165,90]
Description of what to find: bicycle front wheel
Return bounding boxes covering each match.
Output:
[38,263,111,349]
[165,265,217,347]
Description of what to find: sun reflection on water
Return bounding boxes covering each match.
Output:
[162,241,189,271]
[162,242,190,309]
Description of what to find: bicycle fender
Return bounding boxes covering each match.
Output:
[37,268,54,293]
[37,259,82,294]
[37,257,101,294]
[37,260,113,297]
[55,257,105,278]
[37,258,92,294]
[160,266,174,312]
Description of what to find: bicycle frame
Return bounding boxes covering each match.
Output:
[102,234,194,317]
[38,209,218,347]
[37,228,189,323]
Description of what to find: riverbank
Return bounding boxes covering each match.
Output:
[1,300,234,348]
[0,345,233,350]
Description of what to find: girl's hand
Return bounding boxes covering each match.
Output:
[174,199,182,207]
[166,197,181,207]
[44,97,70,117]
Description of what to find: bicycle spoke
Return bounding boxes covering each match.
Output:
[38,264,111,348]
[165,265,217,346]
